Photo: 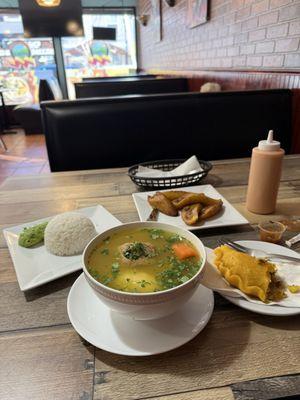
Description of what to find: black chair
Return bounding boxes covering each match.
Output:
[41,89,292,172]
[13,78,63,135]
[75,77,188,99]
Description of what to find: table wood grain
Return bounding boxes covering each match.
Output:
[0,155,299,400]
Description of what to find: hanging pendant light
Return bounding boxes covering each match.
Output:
[35,0,61,7]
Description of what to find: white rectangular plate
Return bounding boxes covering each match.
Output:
[132,185,248,231]
[3,205,121,291]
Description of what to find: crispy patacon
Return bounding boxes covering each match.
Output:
[214,245,285,303]
[148,192,178,216]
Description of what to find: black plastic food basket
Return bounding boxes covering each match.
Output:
[128,158,212,189]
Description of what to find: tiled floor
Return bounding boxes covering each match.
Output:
[0,130,50,185]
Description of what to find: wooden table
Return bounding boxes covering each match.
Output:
[0,156,299,400]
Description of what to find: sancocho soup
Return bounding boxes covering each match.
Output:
[87,228,202,293]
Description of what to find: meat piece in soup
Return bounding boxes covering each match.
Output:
[119,242,156,264]
[87,228,202,293]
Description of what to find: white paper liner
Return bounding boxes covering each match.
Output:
[202,247,300,308]
[135,155,203,178]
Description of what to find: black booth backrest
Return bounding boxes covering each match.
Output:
[41,89,292,172]
[82,74,157,82]
[39,78,63,103]
[39,80,55,102]
[75,77,189,98]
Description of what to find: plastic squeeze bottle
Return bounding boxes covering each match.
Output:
[246,130,285,214]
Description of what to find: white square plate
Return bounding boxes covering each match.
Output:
[3,205,121,291]
[132,184,248,231]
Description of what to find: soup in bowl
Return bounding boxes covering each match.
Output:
[83,222,206,320]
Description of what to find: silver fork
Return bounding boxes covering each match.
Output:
[219,238,300,264]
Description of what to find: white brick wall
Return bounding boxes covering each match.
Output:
[138,0,300,70]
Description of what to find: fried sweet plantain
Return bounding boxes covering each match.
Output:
[181,203,203,225]
[199,200,223,220]
[199,194,223,206]
[148,192,178,216]
[173,192,222,209]
[162,191,190,201]
[172,193,205,210]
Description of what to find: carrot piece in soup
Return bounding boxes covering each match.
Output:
[172,243,198,260]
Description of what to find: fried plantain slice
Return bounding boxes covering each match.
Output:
[172,193,205,209]
[162,190,190,201]
[181,203,203,225]
[148,192,178,216]
[173,192,222,209]
[199,200,223,220]
[172,193,206,209]
[199,194,223,206]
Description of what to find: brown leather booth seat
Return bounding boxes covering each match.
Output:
[75,77,188,99]
[41,89,292,172]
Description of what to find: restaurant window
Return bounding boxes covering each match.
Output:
[0,13,57,105]
[61,10,137,99]
[0,9,137,104]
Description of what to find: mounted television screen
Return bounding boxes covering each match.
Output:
[93,27,116,41]
[19,0,84,38]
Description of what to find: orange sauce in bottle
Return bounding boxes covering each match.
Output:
[246,131,284,215]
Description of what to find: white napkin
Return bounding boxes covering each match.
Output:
[135,155,203,178]
[202,247,300,308]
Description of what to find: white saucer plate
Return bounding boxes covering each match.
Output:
[220,240,300,316]
[132,184,249,231]
[67,274,214,356]
[3,205,121,291]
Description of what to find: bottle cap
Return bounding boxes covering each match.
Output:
[258,130,280,151]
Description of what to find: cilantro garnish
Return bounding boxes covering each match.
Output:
[103,236,110,244]
[102,276,113,285]
[166,234,183,243]
[137,280,151,288]
[146,228,164,240]
[157,258,201,290]
[111,262,120,276]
